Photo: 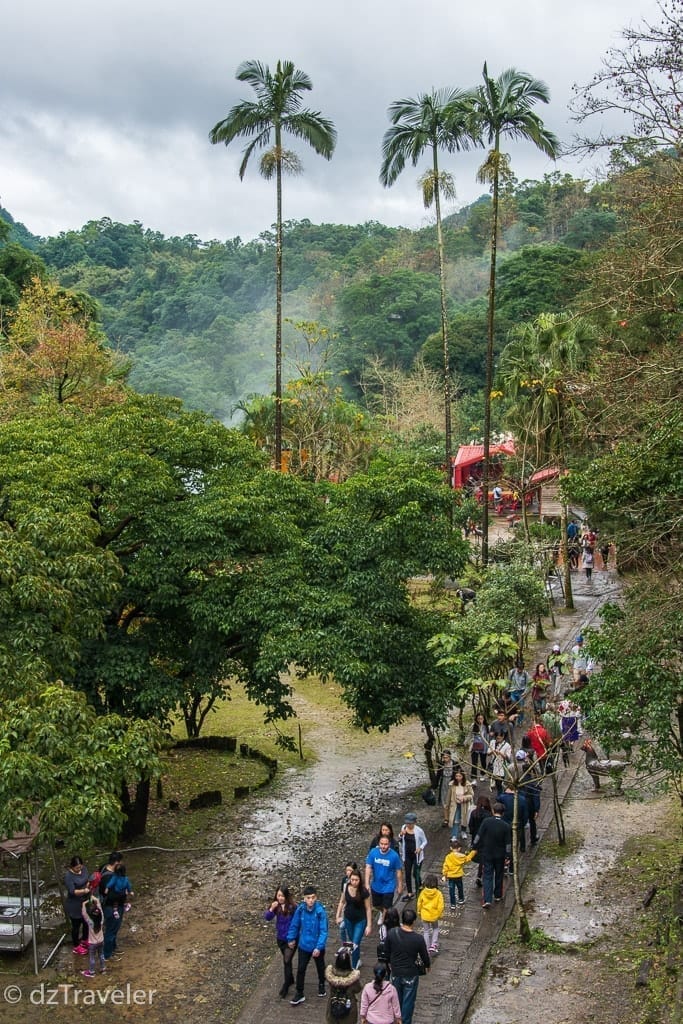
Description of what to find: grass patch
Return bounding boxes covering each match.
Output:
[145,747,271,843]
[523,926,567,953]
[169,674,354,767]
[142,672,365,843]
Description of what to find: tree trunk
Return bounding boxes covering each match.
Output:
[274,128,283,472]
[433,151,453,490]
[511,788,532,942]
[120,778,151,841]
[482,148,500,567]
[551,767,566,845]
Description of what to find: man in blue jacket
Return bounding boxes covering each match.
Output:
[287,885,328,1006]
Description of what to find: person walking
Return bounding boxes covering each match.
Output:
[472,802,511,909]
[287,885,329,1006]
[398,813,427,900]
[359,962,402,1024]
[365,836,403,926]
[335,868,372,969]
[469,713,489,781]
[416,874,444,955]
[467,795,493,889]
[435,750,455,825]
[488,732,512,796]
[384,908,430,1024]
[264,884,297,998]
[547,643,565,698]
[445,768,474,839]
[324,946,361,1023]
[583,547,594,580]
[442,838,476,908]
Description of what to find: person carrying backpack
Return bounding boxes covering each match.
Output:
[324,947,361,1022]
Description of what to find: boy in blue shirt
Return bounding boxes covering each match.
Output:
[287,885,328,1005]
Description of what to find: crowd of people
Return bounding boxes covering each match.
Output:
[63,850,133,978]
[566,520,612,579]
[263,635,593,1023]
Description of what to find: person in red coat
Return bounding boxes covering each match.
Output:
[525,718,553,771]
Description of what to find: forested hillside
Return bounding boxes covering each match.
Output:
[1,171,603,423]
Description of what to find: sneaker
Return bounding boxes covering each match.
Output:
[428,946,438,954]
[100,968,107,975]
[458,899,466,905]
[318,987,327,997]
[81,970,95,978]
[279,985,289,998]
[73,945,88,955]
[494,896,502,902]
[450,904,456,911]
[290,994,305,1006]
[482,902,491,909]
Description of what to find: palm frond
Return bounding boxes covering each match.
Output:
[282,111,337,158]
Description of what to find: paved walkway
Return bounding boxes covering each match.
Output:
[234,569,618,1024]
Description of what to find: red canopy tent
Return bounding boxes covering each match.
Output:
[451,440,516,489]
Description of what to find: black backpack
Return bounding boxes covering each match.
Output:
[329,986,352,1019]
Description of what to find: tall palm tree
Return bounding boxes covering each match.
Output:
[497,311,597,608]
[473,64,560,563]
[210,60,336,470]
[380,89,474,484]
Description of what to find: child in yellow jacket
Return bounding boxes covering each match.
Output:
[416,873,444,953]
[442,838,477,908]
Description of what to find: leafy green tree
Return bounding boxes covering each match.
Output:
[296,458,470,778]
[581,589,682,806]
[380,89,474,478]
[336,269,441,383]
[0,416,161,844]
[497,311,597,607]
[472,64,560,563]
[210,59,337,469]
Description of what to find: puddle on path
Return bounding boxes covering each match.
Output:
[217,714,425,871]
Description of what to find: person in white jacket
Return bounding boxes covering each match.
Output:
[398,813,427,900]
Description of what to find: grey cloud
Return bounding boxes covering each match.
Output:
[1,0,662,241]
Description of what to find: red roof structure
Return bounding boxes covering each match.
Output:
[451,440,516,488]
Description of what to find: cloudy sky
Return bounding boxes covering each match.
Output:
[2,0,661,243]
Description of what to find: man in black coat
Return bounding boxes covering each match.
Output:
[385,908,430,1024]
[472,802,511,908]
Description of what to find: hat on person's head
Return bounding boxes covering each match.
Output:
[404,812,418,823]
[516,750,528,761]
[302,885,317,896]
[552,643,561,652]
[575,635,584,643]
